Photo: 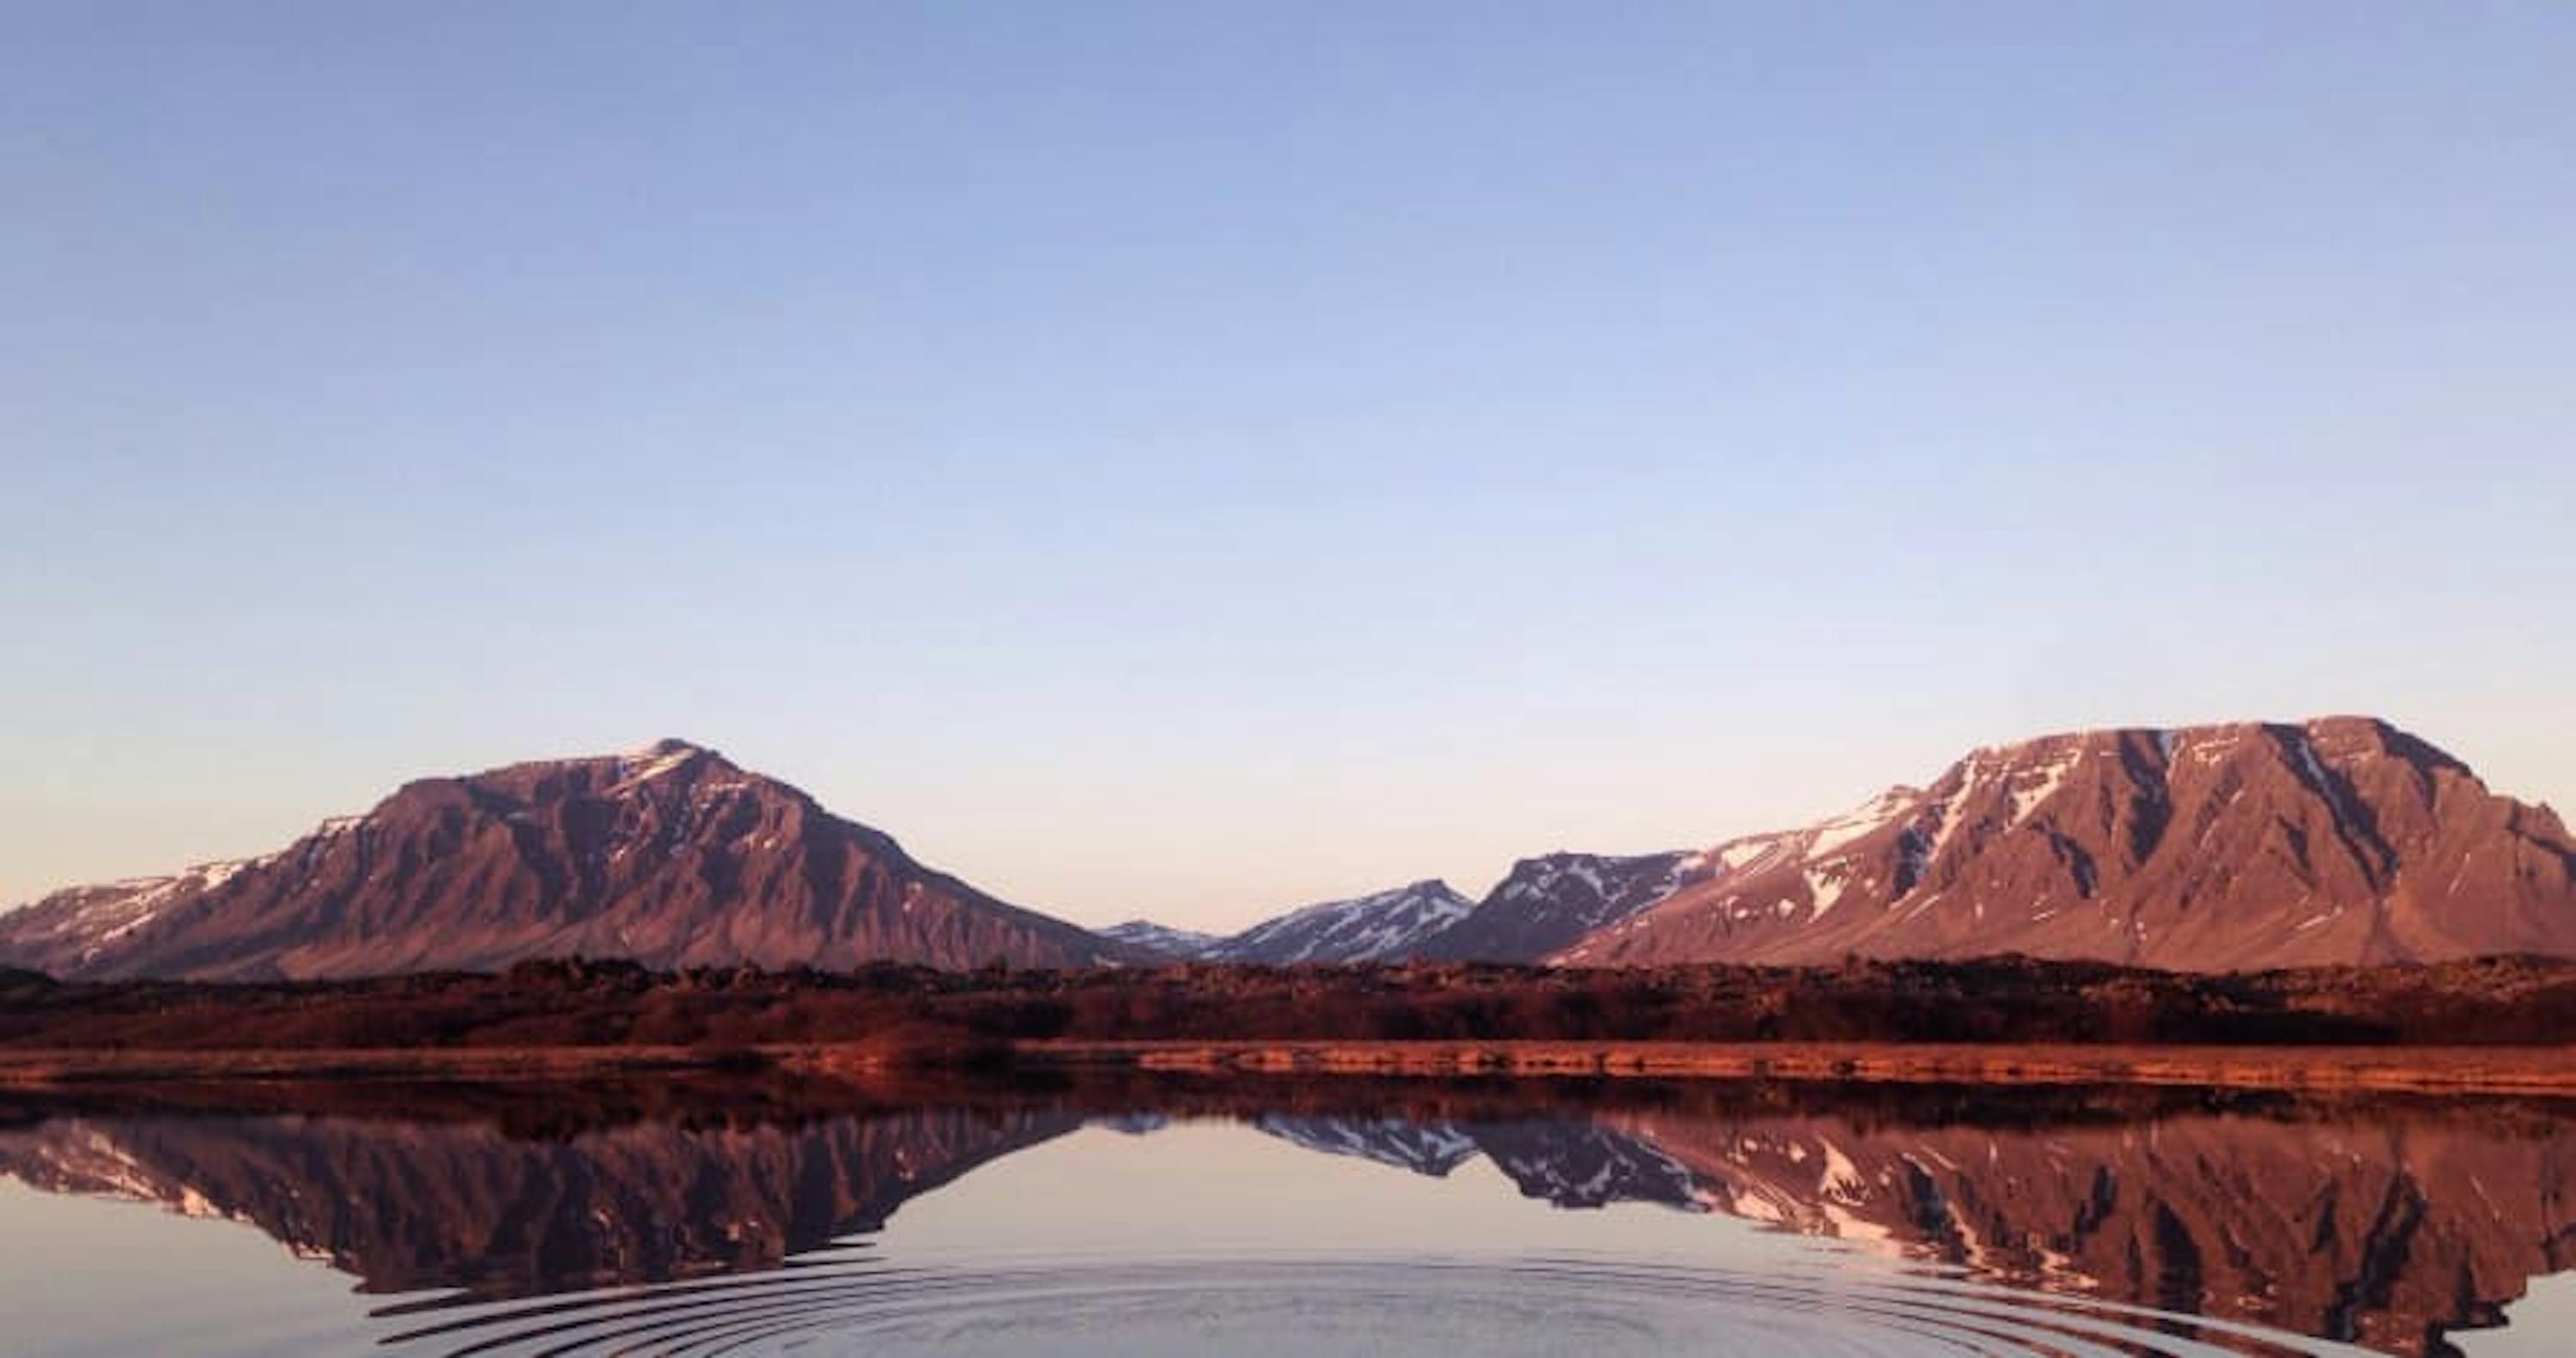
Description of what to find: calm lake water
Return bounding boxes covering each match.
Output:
[2,1076,2573,1356]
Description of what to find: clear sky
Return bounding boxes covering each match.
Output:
[4,3,2571,931]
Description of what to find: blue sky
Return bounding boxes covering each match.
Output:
[5,3,2571,929]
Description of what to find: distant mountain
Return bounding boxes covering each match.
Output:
[1142,854,1710,968]
[1417,851,1710,961]
[1557,716,2576,971]
[1098,919,1222,960]
[0,739,1132,979]
[1202,880,1476,964]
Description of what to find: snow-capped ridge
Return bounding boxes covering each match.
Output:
[1098,919,1223,960]
[1550,714,2572,971]
[1204,879,1476,965]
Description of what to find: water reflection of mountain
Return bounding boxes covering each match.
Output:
[0,1105,1083,1295]
[1640,1107,2576,1357]
[1254,1114,1709,1209]
[3,1082,2572,1355]
[1244,1101,2576,1356]
[1254,1114,1481,1177]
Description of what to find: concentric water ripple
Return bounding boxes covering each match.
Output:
[373,1252,2390,1357]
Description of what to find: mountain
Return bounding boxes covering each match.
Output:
[0,739,1131,979]
[1202,879,1476,964]
[1417,851,1710,961]
[1098,919,1222,960]
[1169,859,1697,968]
[1556,716,2576,971]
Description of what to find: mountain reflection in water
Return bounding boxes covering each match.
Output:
[2,1076,2572,1356]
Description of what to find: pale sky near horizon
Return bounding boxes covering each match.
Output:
[4,3,2571,931]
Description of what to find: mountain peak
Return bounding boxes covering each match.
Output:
[1962,714,2428,759]
[626,736,713,760]
[1203,879,1477,964]
[1416,849,1704,962]
[1098,919,1222,960]
[1558,715,2571,971]
[0,743,1124,979]
[606,737,727,787]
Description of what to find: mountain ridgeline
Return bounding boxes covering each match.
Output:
[1100,717,2576,973]
[2,716,2571,979]
[1559,716,2576,969]
[0,740,1131,979]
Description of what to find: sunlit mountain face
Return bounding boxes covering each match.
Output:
[1094,718,2576,974]
[0,740,1135,980]
[3,1076,2572,1356]
[13,718,2570,985]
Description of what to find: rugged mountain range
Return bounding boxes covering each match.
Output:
[1558,716,2576,970]
[1112,859,1704,966]
[7,715,2568,979]
[1027,716,2576,974]
[0,739,1130,979]
[1107,881,1479,965]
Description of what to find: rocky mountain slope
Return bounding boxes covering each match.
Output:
[1557,716,2576,971]
[1112,858,1704,967]
[1098,919,1222,959]
[0,739,1130,979]
[1200,879,1476,964]
[1417,851,1710,961]
[8,715,2565,979]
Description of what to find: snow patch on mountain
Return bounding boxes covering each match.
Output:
[1807,789,1916,859]
[1099,920,1223,959]
[1205,880,1475,964]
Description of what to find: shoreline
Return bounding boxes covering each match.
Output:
[1012,1040,2576,1094]
[0,1045,768,1087]
[8,1040,2576,1097]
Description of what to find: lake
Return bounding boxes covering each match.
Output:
[2,1075,2571,1355]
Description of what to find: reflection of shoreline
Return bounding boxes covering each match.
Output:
[15,1040,2576,1096]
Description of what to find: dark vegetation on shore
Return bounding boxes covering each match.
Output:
[8,954,2576,1056]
